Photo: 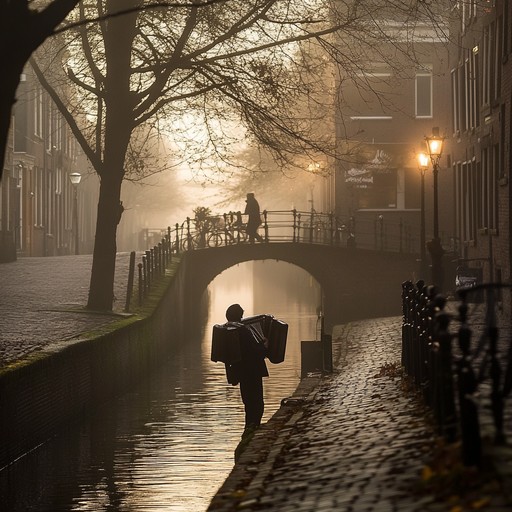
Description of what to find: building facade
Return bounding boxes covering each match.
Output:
[449,0,512,297]
[334,16,454,280]
[0,68,98,262]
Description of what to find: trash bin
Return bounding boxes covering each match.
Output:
[301,340,324,378]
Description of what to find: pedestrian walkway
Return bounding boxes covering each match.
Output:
[208,317,512,512]
[0,253,133,367]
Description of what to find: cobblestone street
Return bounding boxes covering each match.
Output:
[209,317,512,512]
[0,254,133,367]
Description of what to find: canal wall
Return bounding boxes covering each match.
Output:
[0,245,417,470]
[0,257,192,470]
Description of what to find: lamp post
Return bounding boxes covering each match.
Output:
[69,172,82,255]
[424,127,445,291]
[417,152,429,278]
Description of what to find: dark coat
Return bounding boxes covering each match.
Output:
[244,196,261,229]
[225,323,268,385]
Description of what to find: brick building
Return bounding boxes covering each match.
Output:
[448,0,512,300]
[334,15,453,279]
[0,67,98,262]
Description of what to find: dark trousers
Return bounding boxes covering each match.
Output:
[240,377,264,428]
[246,224,263,243]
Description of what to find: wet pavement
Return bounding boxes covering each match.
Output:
[0,254,133,367]
[208,317,512,512]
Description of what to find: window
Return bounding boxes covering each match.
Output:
[480,145,499,231]
[458,0,478,32]
[459,60,468,131]
[348,62,396,119]
[451,69,459,133]
[482,25,491,106]
[494,17,502,100]
[46,104,53,152]
[455,159,478,245]
[34,86,43,138]
[55,113,62,151]
[34,167,43,227]
[415,70,432,117]
[55,168,62,195]
[503,0,511,57]
[469,48,480,129]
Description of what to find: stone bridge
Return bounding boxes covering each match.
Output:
[178,243,418,330]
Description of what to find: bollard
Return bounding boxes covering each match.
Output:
[167,226,172,262]
[175,223,180,254]
[401,281,413,374]
[138,262,143,305]
[124,251,136,312]
[143,253,149,295]
[158,242,163,275]
[433,305,457,442]
[456,299,481,466]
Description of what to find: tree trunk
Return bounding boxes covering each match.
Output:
[87,174,123,310]
[86,0,138,310]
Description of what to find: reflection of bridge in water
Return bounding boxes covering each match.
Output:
[137,210,419,329]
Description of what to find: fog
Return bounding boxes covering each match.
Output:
[117,163,331,252]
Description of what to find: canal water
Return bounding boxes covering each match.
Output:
[1,261,322,511]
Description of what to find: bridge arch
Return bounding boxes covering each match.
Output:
[179,243,417,330]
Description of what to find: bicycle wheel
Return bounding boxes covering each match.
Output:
[181,235,195,251]
[231,227,248,244]
[207,232,224,248]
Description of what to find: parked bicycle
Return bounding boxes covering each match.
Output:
[206,211,248,247]
[206,216,229,247]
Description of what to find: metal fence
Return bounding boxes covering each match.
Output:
[139,209,418,253]
[401,280,512,467]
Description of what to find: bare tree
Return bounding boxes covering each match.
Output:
[30,0,338,310]
[31,0,449,311]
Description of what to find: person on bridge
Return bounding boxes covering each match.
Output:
[225,303,268,437]
[244,193,263,243]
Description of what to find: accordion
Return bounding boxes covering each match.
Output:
[211,314,288,365]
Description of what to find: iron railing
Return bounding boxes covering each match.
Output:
[140,209,419,253]
[402,280,512,467]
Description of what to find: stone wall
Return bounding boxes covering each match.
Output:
[0,257,190,470]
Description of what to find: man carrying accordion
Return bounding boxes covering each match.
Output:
[211,304,288,439]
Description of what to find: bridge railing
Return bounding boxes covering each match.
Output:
[139,211,422,253]
[142,210,419,252]
[126,210,420,310]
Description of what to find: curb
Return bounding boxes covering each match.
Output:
[207,373,324,511]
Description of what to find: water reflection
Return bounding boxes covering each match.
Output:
[1,261,320,511]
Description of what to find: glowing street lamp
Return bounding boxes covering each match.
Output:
[424,127,445,290]
[69,172,82,255]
